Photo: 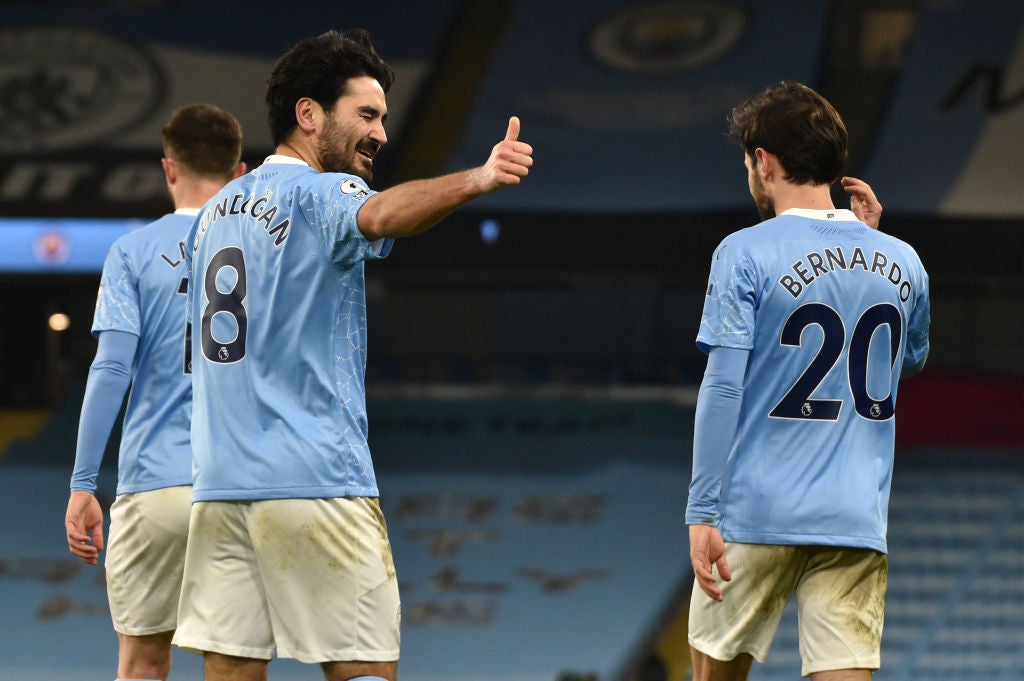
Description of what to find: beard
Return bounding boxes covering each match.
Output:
[318,116,374,182]
[751,173,775,221]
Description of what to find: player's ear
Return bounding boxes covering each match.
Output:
[162,157,177,184]
[295,97,320,134]
[754,148,773,180]
[233,161,247,178]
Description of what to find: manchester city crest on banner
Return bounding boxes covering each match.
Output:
[0,26,165,152]
[587,1,745,75]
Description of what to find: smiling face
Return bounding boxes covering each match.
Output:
[318,75,388,181]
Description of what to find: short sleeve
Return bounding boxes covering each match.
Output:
[696,239,758,354]
[92,240,141,337]
[305,173,393,266]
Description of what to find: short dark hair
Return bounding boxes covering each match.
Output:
[728,81,848,185]
[266,29,395,147]
[162,104,243,179]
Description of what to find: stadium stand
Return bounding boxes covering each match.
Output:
[5,390,1023,681]
[1,394,695,681]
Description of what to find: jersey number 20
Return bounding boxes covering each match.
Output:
[770,302,902,421]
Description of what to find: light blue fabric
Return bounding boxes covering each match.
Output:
[185,156,392,502]
[69,330,137,492]
[688,209,931,552]
[71,213,195,495]
[685,345,747,527]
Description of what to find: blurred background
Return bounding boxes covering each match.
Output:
[1,1,1022,680]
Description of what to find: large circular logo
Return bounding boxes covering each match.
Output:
[587,1,746,75]
[0,26,165,152]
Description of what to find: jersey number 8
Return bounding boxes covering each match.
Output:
[200,247,248,364]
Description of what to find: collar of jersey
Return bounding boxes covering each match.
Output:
[780,207,859,221]
[262,154,310,167]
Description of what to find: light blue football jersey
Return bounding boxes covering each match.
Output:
[694,209,930,552]
[92,211,195,495]
[185,156,392,502]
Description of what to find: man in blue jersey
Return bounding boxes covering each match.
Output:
[65,104,244,681]
[172,29,532,681]
[685,81,930,681]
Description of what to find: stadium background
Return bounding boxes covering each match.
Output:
[1,1,1023,679]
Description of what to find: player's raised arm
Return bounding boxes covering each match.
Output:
[842,176,883,229]
[357,116,533,240]
[476,115,532,189]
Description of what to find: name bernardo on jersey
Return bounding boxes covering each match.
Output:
[193,191,290,253]
[779,245,913,302]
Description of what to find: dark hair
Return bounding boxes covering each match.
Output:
[266,29,395,146]
[728,81,847,185]
[162,104,243,179]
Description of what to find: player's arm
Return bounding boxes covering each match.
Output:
[842,176,882,229]
[66,329,138,565]
[357,116,532,240]
[901,278,931,378]
[686,345,748,601]
[901,349,928,378]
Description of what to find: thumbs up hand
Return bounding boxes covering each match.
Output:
[477,115,533,193]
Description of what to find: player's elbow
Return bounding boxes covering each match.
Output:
[900,349,929,379]
[89,356,132,380]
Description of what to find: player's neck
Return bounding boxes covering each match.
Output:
[771,182,835,215]
[171,179,231,211]
[276,140,323,173]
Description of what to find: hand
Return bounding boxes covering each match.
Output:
[476,116,533,193]
[65,491,105,565]
[689,524,731,601]
[842,176,882,230]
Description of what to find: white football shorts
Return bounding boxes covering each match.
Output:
[173,496,401,663]
[688,542,887,676]
[105,485,192,635]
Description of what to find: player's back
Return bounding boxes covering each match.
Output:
[699,209,930,551]
[94,213,194,494]
[186,158,390,502]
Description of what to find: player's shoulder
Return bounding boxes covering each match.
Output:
[249,161,370,198]
[714,218,784,258]
[208,170,256,202]
[308,171,375,200]
[869,226,919,252]
[722,221,767,245]
[865,226,927,270]
[112,213,189,249]
[278,171,376,224]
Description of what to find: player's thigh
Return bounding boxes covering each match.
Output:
[250,497,400,664]
[173,501,276,660]
[688,543,805,664]
[795,547,887,676]
[106,485,192,635]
